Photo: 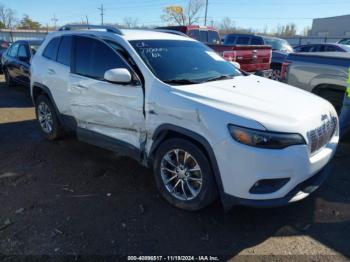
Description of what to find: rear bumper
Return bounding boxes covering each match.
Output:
[221,159,333,210]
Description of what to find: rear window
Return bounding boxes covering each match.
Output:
[236,37,250,45]
[188,29,200,41]
[199,30,208,43]
[224,35,236,45]
[251,37,264,45]
[43,37,61,60]
[8,43,19,57]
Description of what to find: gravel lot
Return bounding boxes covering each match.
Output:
[0,76,349,261]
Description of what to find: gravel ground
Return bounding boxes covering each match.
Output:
[0,76,349,261]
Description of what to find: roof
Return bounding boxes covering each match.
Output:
[50,28,194,42]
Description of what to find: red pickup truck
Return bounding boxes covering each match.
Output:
[156,25,272,76]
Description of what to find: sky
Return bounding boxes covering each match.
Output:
[5,0,350,34]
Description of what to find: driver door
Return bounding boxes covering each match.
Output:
[69,36,145,154]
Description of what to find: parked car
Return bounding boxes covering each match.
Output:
[222,34,294,80]
[294,43,350,53]
[31,24,338,211]
[156,26,272,77]
[2,40,42,88]
[337,38,350,45]
[0,40,10,73]
[281,52,350,112]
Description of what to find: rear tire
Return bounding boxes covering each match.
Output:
[4,68,14,88]
[35,95,64,140]
[153,138,217,211]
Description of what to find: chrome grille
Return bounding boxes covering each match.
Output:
[307,116,337,153]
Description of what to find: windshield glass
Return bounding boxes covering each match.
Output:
[264,38,293,52]
[130,40,241,84]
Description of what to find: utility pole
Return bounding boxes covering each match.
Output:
[204,0,208,26]
[86,15,89,25]
[52,14,58,29]
[98,4,105,25]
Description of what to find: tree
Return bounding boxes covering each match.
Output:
[0,4,16,28]
[123,17,138,29]
[217,17,235,34]
[277,23,297,37]
[18,14,41,30]
[0,20,5,29]
[161,0,205,25]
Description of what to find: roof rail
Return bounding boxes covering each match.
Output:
[151,29,189,38]
[58,24,123,35]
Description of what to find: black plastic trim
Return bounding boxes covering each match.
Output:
[77,127,141,162]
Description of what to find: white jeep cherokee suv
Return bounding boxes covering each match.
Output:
[30,25,339,211]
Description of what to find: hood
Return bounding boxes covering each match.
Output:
[171,75,337,134]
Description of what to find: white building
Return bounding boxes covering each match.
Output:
[310,14,350,37]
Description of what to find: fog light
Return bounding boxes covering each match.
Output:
[249,178,290,194]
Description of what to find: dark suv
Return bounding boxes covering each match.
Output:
[2,40,42,87]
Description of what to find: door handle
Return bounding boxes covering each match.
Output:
[76,84,88,89]
[48,68,56,75]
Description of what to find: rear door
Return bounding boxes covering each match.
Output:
[5,43,19,79]
[69,36,144,151]
[16,44,31,85]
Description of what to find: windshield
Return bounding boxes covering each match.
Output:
[130,40,241,84]
[340,45,350,52]
[264,38,293,52]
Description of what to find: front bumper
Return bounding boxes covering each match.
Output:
[221,159,333,209]
[213,133,338,211]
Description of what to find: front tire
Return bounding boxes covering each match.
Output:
[153,138,217,211]
[35,95,64,140]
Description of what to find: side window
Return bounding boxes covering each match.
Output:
[74,37,128,80]
[251,37,264,45]
[208,31,220,44]
[43,37,61,60]
[236,37,250,45]
[300,46,311,52]
[18,45,28,58]
[325,45,337,52]
[8,43,19,57]
[199,30,208,43]
[188,29,200,41]
[57,36,72,66]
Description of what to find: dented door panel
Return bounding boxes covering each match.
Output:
[69,74,145,149]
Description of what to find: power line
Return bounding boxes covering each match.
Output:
[204,0,208,26]
[51,14,58,29]
[98,4,105,25]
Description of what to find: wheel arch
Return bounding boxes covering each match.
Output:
[31,82,64,125]
[149,124,227,208]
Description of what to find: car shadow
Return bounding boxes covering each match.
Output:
[0,81,349,259]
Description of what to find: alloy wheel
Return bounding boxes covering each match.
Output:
[160,149,203,201]
[37,102,53,134]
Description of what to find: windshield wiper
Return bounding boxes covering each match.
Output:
[163,79,199,85]
[201,75,234,83]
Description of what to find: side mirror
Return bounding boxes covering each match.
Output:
[230,61,240,69]
[104,68,132,84]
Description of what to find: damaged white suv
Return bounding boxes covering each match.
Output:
[30,25,339,211]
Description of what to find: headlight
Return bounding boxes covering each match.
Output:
[228,125,306,149]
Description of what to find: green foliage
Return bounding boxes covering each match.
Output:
[0,20,5,29]
[18,14,41,30]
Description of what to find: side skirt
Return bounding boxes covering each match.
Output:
[76,127,141,162]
